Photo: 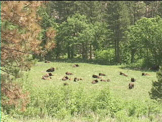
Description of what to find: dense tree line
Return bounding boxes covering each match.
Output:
[40,1,162,68]
[1,1,162,78]
[2,1,162,73]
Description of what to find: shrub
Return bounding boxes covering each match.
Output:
[149,66,162,101]
[95,49,115,65]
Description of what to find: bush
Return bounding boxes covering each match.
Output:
[149,66,162,101]
[2,73,162,121]
[95,49,115,65]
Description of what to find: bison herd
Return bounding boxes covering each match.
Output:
[41,61,157,90]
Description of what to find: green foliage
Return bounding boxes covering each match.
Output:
[56,13,95,59]
[125,16,162,67]
[95,49,115,65]
[150,66,162,101]
[105,1,130,63]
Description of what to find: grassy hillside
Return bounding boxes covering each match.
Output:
[3,62,162,122]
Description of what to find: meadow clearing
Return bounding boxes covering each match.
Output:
[3,61,161,122]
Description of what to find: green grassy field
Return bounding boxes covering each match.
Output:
[3,61,162,122]
[29,62,157,101]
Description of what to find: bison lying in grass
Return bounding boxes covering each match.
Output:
[66,72,73,75]
[92,79,99,84]
[100,79,110,82]
[42,76,52,80]
[99,73,106,76]
[74,77,82,82]
[131,78,136,82]
[62,76,69,81]
[73,64,79,67]
[92,75,101,78]
[129,82,134,89]
[46,67,55,72]
[142,73,150,76]
[120,72,128,77]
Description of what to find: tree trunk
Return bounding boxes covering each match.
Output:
[56,41,61,59]
[90,44,92,60]
[85,41,88,59]
[82,42,86,59]
[71,44,74,59]
[131,49,136,63]
[116,40,120,64]
[115,39,117,63]
[67,42,71,59]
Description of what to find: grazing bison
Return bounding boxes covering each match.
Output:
[63,83,69,86]
[131,78,136,82]
[66,72,73,75]
[92,79,98,84]
[92,75,101,78]
[150,65,159,71]
[62,76,69,81]
[46,67,55,72]
[120,72,128,77]
[99,73,106,76]
[129,82,134,89]
[142,73,150,76]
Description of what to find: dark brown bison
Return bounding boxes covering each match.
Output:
[92,75,101,78]
[129,82,134,89]
[48,73,53,76]
[46,67,55,72]
[66,72,73,75]
[92,79,99,84]
[142,73,150,76]
[62,76,69,81]
[99,73,106,76]
[73,64,79,67]
[120,72,128,77]
[131,78,136,82]
[74,77,78,82]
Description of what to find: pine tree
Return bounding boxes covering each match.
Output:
[1,1,56,77]
[105,1,130,63]
[150,66,162,101]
